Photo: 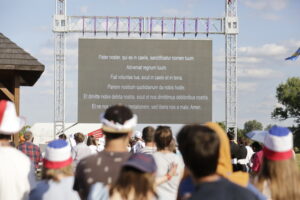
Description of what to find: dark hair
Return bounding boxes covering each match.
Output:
[251,142,262,152]
[154,126,173,150]
[227,131,235,140]
[177,124,220,179]
[58,134,67,140]
[74,132,85,143]
[0,134,11,140]
[104,104,133,125]
[142,126,155,143]
[110,167,157,200]
[87,135,97,146]
[103,105,134,138]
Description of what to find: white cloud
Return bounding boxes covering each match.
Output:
[238,56,262,63]
[262,13,281,21]
[242,0,288,11]
[161,8,191,17]
[238,82,258,92]
[239,43,288,57]
[238,68,283,78]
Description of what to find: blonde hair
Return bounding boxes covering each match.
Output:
[255,158,300,200]
[42,164,73,182]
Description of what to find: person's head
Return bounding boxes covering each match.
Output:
[134,131,143,141]
[100,104,137,147]
[154,126,173,151]
[256,125,300,200]
[142,126,155,144]
[0,100,25,145]
[110,153,157,200]
[24,131,33,142]
[74,132,85,144]
[227,131,235,141]
[177,124,220,179]
[87,135,97,146]
[58,134,67,141]
[238,137,251,146]
[42,139,73,181]
[168,138,177,153]
[251,141,262,152]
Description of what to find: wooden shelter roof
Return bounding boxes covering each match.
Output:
[0,33,45,86]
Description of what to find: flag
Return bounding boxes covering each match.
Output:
[285,47,300,61]
[88,128,103,139]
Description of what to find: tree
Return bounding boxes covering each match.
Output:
[243,120,263,134]
[272,77,300,125]
[264,124,273,131]
[217,121,226,132]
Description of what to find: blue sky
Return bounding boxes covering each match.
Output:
[1,0,299,128]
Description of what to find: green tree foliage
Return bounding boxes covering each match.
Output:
[272,77,300,125]
[264,124,273,131]
[243,120,263,134]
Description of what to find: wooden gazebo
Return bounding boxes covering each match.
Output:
[0,33,44,142]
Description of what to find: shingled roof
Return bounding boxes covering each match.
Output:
[0,33,44,86]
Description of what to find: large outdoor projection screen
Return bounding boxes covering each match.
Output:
[78,38,212,124]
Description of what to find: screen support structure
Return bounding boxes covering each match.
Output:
[53,0,239,138]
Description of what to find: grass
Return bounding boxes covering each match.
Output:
[296,154,300,168]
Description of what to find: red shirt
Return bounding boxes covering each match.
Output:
[251,150,263,173]
[17,142,42,169]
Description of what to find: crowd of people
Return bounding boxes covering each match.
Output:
[0,99,300,200]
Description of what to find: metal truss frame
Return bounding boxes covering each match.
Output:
[53,0,239,137]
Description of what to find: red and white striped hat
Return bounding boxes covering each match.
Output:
[263,125,293,161]
[0,100,25,135]
[44,139,72,169]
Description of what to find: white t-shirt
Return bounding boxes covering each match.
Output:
[153,151,185,200]
[88,145,98,154]
[245,146,254,167]
[0,147,36,200]
[132,140,145,153]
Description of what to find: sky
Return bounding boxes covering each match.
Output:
[0,0,299,129]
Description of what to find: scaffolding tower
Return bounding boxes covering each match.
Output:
[53,0,239,137]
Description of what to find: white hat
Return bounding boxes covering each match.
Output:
[0,100,25,134]
[134,130,142,139]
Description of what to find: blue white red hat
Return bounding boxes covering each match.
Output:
[44,140,72,169]
[0,100,25,134]
[263,125,293,161]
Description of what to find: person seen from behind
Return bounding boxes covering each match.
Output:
[137,126,156,154]
[153,126,184,200]
[251,142,263,175]
[18,131,42,170]
[254,126,300,200]
[177,122,266,200]
[29,139,80,200]
[177,124,259,200]
[87,135,99,154]
[58,134,67,141]
[73,104,136,199]
[0,100,36,200]
[72,132,92,166]
[131,130,145,153]
[88,153,158,200]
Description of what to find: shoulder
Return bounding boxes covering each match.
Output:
[222,179,259,199]
[29,180,49,199]
[0,147,30,162]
